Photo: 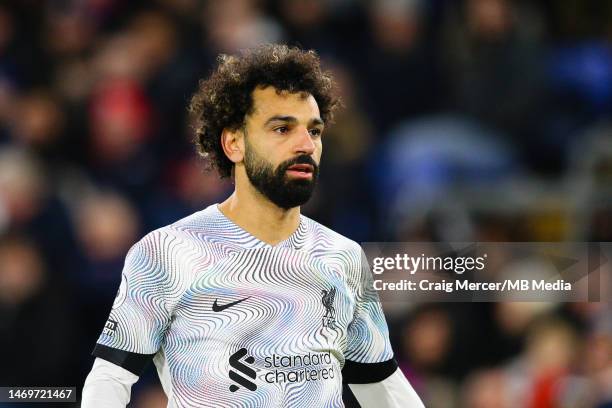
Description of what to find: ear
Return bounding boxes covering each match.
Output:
[220,127,245,164]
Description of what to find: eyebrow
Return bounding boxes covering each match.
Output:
[264,115,324,127]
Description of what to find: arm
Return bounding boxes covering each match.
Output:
[81,358,138,408]
[349,368,425,408]
[343,245,424,407]
[84,234,170,405]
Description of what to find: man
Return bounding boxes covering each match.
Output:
[82,44,424,407]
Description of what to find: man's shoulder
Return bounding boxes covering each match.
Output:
[301,215,361,255]
[132,205,223,254]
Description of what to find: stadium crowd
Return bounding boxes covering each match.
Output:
[0,0,610,407]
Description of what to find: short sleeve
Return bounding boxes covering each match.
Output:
[92,233,171,375]
[343,247,397,384]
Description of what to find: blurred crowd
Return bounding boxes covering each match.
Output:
[0,0,610,407]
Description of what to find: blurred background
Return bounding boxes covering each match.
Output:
[0,0,610,407]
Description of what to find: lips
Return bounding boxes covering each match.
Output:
[287,164,314,174]
[285,163,315,180]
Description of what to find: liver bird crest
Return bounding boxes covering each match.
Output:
[321,287,336,318]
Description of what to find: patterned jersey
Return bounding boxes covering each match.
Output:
[93,204,397,407]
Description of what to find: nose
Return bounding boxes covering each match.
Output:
[294,126,316,155]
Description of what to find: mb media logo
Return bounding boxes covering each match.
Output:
[229,348,257,392]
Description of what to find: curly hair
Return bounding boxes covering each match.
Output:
[188,44,341,178]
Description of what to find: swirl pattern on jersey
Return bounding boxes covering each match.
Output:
[97,204,393,407]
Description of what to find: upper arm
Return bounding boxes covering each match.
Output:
[93,233,172,375]
[343,245,397,383]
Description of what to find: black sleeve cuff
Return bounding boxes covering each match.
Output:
[92,343,155,376]
[342,357,398,384]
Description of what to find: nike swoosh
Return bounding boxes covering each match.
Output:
[212,297,250,312]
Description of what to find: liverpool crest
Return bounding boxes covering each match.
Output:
[321,287,337,329]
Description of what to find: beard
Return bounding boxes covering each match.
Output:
[243,139,319,210]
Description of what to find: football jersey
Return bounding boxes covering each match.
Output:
[93,204,397,407]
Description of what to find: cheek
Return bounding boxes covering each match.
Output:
[315,141,323,161]
[314,143,323,163]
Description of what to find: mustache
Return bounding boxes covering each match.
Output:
[278,155,319,173]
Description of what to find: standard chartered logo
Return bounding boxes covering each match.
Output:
[228,349,335,391]
[229,348,257,392]
[263,351,335,384]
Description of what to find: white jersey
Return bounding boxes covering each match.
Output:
[93,204,397,407]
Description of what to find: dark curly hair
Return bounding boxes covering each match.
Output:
[188,44,341,178]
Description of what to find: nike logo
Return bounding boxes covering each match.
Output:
[212,297,250,312]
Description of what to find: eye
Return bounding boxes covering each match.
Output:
[309,128,322,137]
[274,126,289,134]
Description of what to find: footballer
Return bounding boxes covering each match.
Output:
[82,44,424,407]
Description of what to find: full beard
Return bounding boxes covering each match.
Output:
[243,141,319,210]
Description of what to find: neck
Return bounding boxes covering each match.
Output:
[218,179,301,246]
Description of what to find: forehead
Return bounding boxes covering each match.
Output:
[249,86,321,122]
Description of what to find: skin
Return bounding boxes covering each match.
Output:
[218,86,325,245]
